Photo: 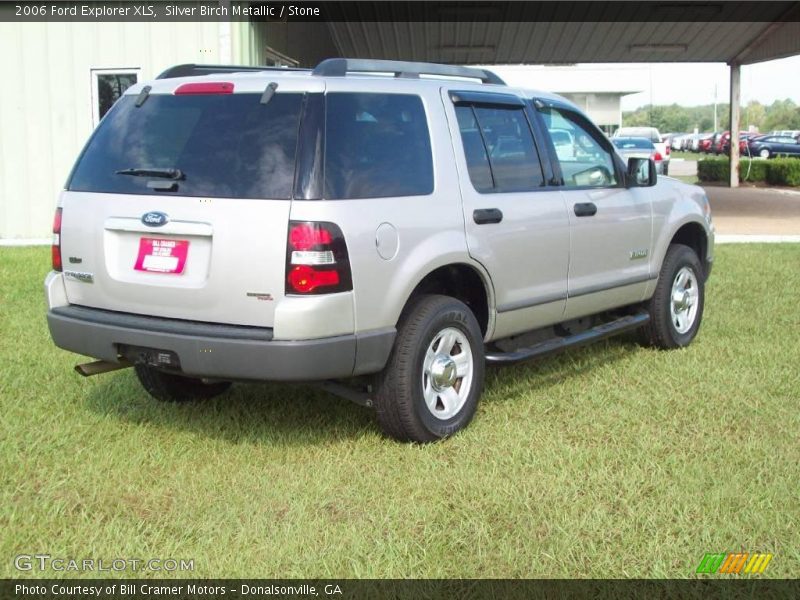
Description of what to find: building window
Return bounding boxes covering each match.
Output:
[91,68,140,125]
[264,46,299,67]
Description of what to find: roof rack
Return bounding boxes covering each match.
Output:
[157,64,309,80]
[311,58,505,85]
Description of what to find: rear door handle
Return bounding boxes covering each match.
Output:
[574,202,597,217]
[473,208,503,224]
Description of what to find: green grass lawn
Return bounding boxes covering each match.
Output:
[2,245,798,579]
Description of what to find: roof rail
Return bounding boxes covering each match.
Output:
[157,64,309,80]
[311,58,505,85]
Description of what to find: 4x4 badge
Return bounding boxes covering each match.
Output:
[142,211,169,227]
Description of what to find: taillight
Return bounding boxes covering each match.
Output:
[52,207,62,272]
[653,151,663,161]
[174,82,234,95]
[285,221,352,295]
[665,146,670,156]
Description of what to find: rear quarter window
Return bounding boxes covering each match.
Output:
[323,93,434,199]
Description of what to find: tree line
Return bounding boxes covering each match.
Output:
[623,99,800,133]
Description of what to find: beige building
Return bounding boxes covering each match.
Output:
[0,21,336,241]
[483,64,645,135]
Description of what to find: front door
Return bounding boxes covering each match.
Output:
[534,103,653,319]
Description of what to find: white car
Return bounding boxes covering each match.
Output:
[614,127,670,175]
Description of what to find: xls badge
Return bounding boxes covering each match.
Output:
[629,248,649,260]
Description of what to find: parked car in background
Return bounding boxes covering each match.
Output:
[611,137,665,174]
[747,134,800,159]
[671,133,692,151]
[714,131,730,155]
[614,127,670,174]
[739,134,757,156]
[549,128,576,161]
[684,133,701,152]
[722,132,757,156]
[769,130,800,138]
[710,132,726,154]
[698,133,716,153]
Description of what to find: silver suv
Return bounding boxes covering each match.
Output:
[46,59,714,442]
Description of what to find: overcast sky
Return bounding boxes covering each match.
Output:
[619,55,800,110]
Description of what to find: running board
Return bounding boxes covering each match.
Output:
[485,312,650,366]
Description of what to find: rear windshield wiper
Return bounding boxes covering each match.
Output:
[115,168,185,180]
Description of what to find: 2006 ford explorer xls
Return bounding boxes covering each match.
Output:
[46,59,714,442]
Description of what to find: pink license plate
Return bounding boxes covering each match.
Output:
[134,238,189,274]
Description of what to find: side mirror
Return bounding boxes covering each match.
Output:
[627,157,657,187]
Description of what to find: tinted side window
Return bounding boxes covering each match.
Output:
[69,93,302,199]
[455,106,493,192]
[324,93,433,199]
[540,107,618,188]
[456,105,545,193]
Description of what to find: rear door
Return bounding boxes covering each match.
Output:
[60,80,316,327]
[440,88,570,338]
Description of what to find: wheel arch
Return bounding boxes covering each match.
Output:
[402,263,494,338]
[669,221,710,279]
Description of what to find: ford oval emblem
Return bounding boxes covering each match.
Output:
[141,211,168,227]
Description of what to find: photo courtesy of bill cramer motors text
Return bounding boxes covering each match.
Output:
[13,583,343,597]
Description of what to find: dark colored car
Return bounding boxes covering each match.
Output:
[747,135,800,159]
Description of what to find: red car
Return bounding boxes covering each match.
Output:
[714,131,730,154]
[737,133,759,156]
[698,134,716,153]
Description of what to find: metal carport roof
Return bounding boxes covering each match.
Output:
[317,1,800,186]
[323,2,800,66]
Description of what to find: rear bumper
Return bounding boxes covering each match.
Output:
[47,305,395,382]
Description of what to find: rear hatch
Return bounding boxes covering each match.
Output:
[60,78,308,327]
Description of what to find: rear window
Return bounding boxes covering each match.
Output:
[324,93,433,199]
[616,128,660,142]
[68,92,303,199]
[612,138,654,150]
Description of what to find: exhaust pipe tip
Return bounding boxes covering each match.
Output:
[74,359,132,377]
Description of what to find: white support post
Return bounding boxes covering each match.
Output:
[729,62,741,188]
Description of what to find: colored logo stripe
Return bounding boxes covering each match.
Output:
[744,553,773,574]
[696,553,726,574]
[696,552,772,574]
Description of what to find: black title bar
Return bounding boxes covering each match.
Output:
[3,1,800,23]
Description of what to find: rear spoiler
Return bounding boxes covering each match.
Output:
[157,64,309,79]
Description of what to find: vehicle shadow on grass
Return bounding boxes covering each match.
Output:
[83,373,378,446]
[483,335,642,401]
[83,335,642,445]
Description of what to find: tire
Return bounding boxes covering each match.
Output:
[759,148,771,159]
[134,364,232,402]
[374,294,485,443]
[640,244,705,349]
[662,163,669,176]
